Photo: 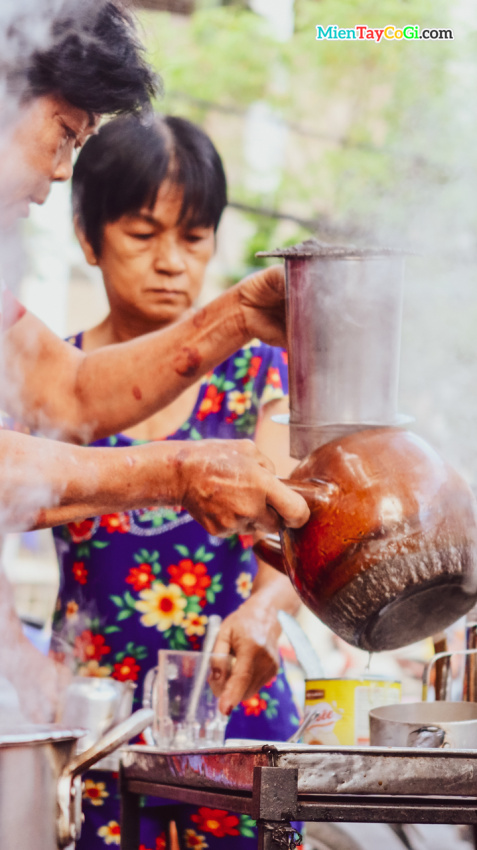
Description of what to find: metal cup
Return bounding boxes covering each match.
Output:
[369,702,477,749]
[58,676,135,753]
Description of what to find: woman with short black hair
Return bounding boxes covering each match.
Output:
[51,113,302,850]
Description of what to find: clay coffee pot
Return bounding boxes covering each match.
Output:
[254,239,477,651]
[255,426,477,651]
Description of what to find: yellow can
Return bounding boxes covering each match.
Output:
[303,677,401,746]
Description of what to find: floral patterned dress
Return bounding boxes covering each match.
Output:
[51,336,301,850]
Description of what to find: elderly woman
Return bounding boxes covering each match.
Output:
[51,114,302,850]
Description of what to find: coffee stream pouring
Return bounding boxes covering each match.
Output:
[254,240,477,651]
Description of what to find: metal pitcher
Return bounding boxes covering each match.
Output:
[58,676,136,766]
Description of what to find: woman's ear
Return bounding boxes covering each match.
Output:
[74,216,99,266]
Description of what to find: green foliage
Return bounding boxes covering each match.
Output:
[139,0,463,261]
[142,7,276,108]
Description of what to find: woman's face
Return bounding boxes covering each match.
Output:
[93,181,216,327]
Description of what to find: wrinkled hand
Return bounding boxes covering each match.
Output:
[213,595,282,716]
[178,439,309,537]
[236,265,287,348]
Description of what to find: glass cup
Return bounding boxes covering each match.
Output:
[143,650,233,750]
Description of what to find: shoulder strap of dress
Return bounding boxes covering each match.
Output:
[65,331,84,350]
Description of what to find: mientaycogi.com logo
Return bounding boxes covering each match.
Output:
[316,25,454,42]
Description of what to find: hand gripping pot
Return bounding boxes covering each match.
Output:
[255,426,477,651]
[0,708,153,850]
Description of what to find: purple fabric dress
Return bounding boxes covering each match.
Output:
[51,336,301,850]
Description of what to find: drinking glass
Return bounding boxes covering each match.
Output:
[143,649,233,750]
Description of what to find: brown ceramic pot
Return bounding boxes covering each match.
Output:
[255,427,477,651]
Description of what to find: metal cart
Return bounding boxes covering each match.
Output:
[119,742,477,850]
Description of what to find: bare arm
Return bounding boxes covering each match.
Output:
[0,430,308,535]
[2,267,286,442]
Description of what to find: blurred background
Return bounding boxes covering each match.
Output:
[7,0,477,691]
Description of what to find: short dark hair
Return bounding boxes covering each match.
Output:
[6,0,158,116]
[72,113,228,256]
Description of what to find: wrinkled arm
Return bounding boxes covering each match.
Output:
[2,267,286,443]
[0,431,309,536]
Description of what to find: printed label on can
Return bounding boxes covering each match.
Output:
[303,678,401,745]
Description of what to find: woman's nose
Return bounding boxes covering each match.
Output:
[52,150,74,183]
[154,234,186,274]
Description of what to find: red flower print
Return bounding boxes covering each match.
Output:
[67,518,95,542]
[156,836,167,850]
[167,559,211,598]
[126,563,154,592]
[246,355,262,380]
[100,513,131,533]
[196,385,225,421]
[241,694,267,716]
[281,350,288,365]
[72,561,88,585]
[266,366,282,389]
[112,656,140,682]
[238,534,254,549]
[191,808,240,838]
[74,630,110,663]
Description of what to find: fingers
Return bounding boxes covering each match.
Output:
[208,631,233,698]
[261,264,286,294]
[265,477,310,529]
[240,265,285,301]
[218,652,278,715]
[218,656,255,716]
[182,440,308,536]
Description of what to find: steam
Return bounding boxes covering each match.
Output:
[0,5,96,724]
[0,0,113,541]
[331,6,477,493]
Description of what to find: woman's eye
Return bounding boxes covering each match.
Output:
[61,123,76,144]
[185,233,205,244]
[130,232,154,241]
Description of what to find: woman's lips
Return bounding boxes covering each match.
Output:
[147,289,185,297]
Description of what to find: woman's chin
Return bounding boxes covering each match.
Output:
[143,305,185,327]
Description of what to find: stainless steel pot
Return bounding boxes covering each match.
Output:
[369,702,477,749]
[0,707,153,850]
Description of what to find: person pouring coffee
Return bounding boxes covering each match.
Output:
[0,0,309,720]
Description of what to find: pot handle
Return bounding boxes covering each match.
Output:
[253,533,287,574]
[407,725,447,748]
[254,477,337,574]
[62,707,154,781]
[286,478,338,510]
[57,708,154,847]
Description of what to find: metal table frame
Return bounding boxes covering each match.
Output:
[119,743,477,850]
